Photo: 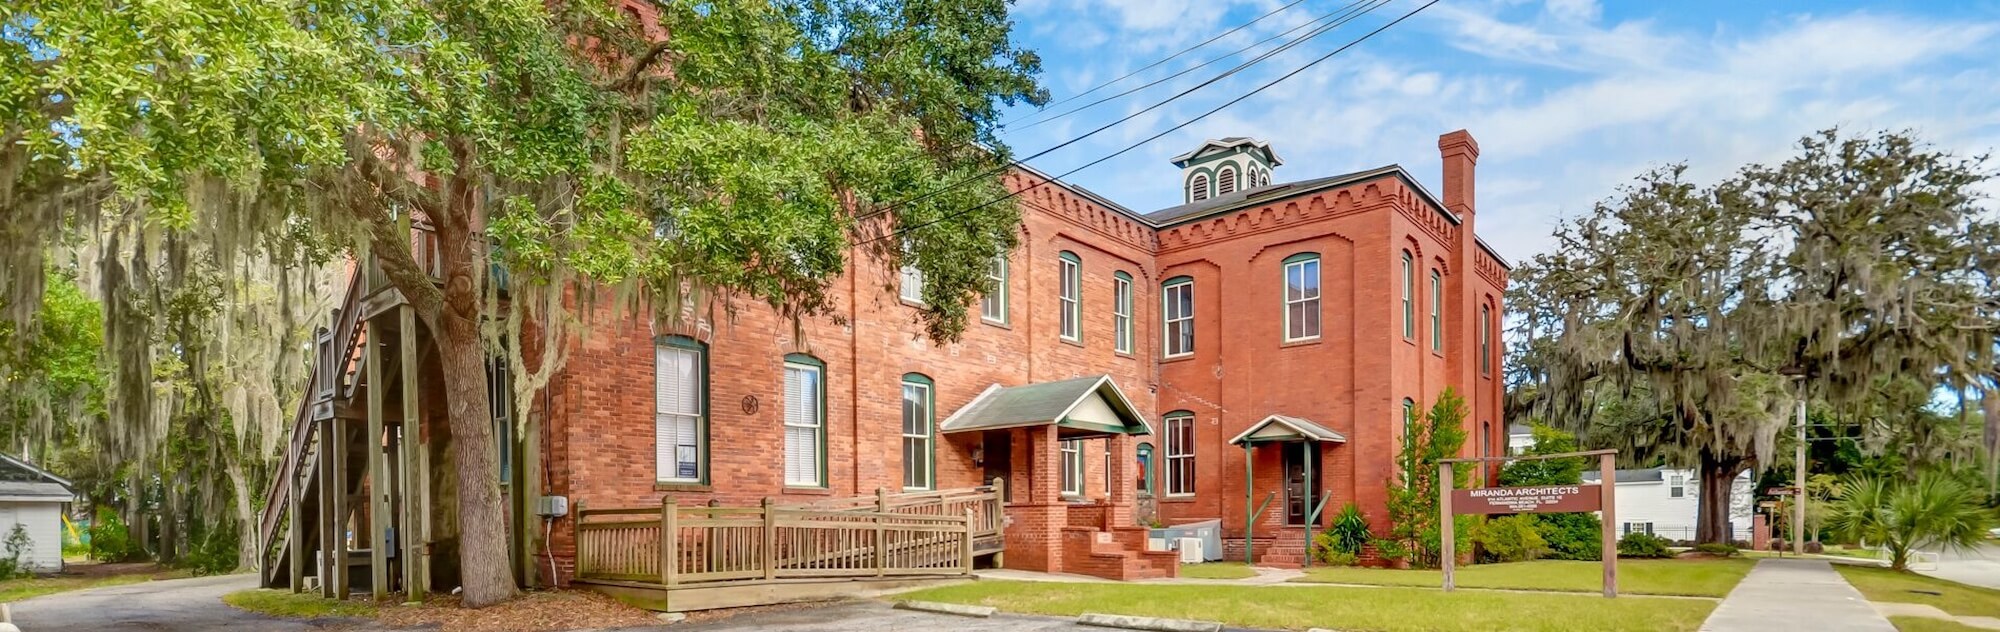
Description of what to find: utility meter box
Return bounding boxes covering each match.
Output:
[535,495,569,518]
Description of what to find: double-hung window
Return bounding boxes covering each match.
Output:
[1113,272,1133,353]
[1164,413,1195,496]
[783,355,825,487]
[1479,305,1492,374]
[1059,252,1081,342]
[901,374,934,490]
[899,264,924,304]
[981,254,1008,324]
[655,338,706,483]
[1430,270,1443,352]
[1283,254,1320,341]
[1669,474,1687,498]
[1162,278,1194,357]
[1060,440,1083,497]
[1401,251,1415,339]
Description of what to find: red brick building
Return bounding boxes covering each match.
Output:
[534,130,1510,578]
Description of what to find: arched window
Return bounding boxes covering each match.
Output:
[1163,412,1196,496]
[1135,442,1155,496]
[1401,398,1417,441]
[1058,251,1081,342]
[1479,304,1492,375]
[1113,271,1134,353]
[1188,174,1211,202]
[1217,166,1238,195]
[1429,269,1443,352]
[1162,276,1194,357]
[1400,251,1415,340]
[1283,253,1320,341]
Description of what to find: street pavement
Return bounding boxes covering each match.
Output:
[8,573,334,632]
[1920,542,2000,590]
[1699,558,1895,632]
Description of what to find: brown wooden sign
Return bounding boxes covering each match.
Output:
[1450,484,1603,515]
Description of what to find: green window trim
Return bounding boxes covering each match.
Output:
[1162,276,1195,358]
[900,372,937,491]
[783,353,828,488]
[655,334,710,485]
[1282,252,1320,265]
[1282,253,1321,342]
[1479,304,1493,375]
[1429,269,1444,352]
[982,253,1009,325]
[1185,166,1217,202]
[1113,271,1134,354]
[1058,251,1082,342]
[1135,442,1156,496]
[1400,251,1415,340]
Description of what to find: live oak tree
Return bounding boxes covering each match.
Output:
[4,0,1042,606]
[1510,130,2000,544]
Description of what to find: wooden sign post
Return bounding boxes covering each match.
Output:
[1440,449,1620,598]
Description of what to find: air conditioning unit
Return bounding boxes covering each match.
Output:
[1177,537,1204,564]
[1148,537,1168,551]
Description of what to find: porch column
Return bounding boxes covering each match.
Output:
[1106,434,1134,527]
[1000,425,1066,572]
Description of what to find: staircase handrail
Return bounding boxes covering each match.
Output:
[257,268,366,560]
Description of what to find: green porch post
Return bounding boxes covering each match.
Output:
[1302,442,1312,568]
[1244,443,1253,565]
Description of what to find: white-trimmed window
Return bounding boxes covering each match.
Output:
[1188,174,1211,202]
[1217,165,1238,195]
[1669,474,1686,498]
[1283,254,1320,341]
[1430,269,1443,352]
[899,263,924,304]
[655,338,706,483]
[901,374,934,490]
[1113,271,1133,353]
[1059,252,1081,342]
[783,356,825,487]
[1103,441,1114,495]
[1401,251,1415,339]
[1060,440,1083,497]
[1622,522,1655,536]
[1162,277,1194,357]
[1479,304,1492,375]
[981,253,1008,324]
[1164,413,1195,496]
[1402,398,1417,440]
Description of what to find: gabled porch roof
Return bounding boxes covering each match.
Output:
[1227,414,1347,446]
[939,375,1152,438]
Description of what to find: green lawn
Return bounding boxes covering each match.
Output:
[899,580,1717,632]
[1177,562,1257,580]
[1293,558,1754,597]
[0,574,156,602]
[1888,616,1991,632]
[223,589,380,619]
[1835,565,2000,618]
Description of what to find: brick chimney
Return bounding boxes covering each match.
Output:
[1437,130,1479,218]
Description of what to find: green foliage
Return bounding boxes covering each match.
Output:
[1498,422,1585,487]
[1472,516,1549,563]
[1380,389,1472,568]
[0,524,34,579]
[179,524,240,577]
[1829,470,1994,571]
[1313,504,1370,566]
[1532,513,1603,561]
[1617,532,1673,559]
[1691,542,1739,557]
[88,508,146,563]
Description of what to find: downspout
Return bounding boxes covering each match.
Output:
[850,250,862,494]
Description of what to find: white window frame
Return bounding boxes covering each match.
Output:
[1162,279,1194,358]
[1401,251,1415,340]
[899,264,924,304]
[1623,522,1654,536]
[783,360,824,487]
[1479,304,1492,374]
[1059,254,1082,342]
[981,254,1008,324]
[1060,440,1083,497]
[1164,413,1195,496]
[1189,174,1211,202]
[901,379,934,490]
[1669,474,1686,498]
[1430,269,1443,352]
[655,342,705,484]
[1283,257,1321,342]
[1113,272,1133,353]
[1217,165,1238,195]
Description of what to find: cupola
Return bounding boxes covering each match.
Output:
[1170,137,1282,204]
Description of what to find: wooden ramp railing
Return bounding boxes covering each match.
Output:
[783,481,1006,553]
[575,498,976,586]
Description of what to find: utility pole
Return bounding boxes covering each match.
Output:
[1793,388,1806,556]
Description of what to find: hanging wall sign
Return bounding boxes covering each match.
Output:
[1450,484,1603,515]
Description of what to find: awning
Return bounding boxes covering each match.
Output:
[1228,414,1348,446]
[939,375,1152,438]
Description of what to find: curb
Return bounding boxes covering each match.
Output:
[1077,612,1224,632]
[893,601,997,618]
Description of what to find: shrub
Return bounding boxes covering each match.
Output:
[1472,515,1548,563]
[1617,532,1673,559]
[0,524,34,579]
[1802,541,1823,554]
[1533,512,1602,561]
[1328,504,1371,554]
[1691,542,1739,557]
[1829,471,1993,571]
[89,508,147,562]
[181,529,240,576]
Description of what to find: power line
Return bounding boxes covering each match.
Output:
[863,0,1441,247]
[855,0,1396,224]
[1003,0,1314,127]
[1008,0,1377,132]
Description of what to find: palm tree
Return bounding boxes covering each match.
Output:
[1828,471,1994,571]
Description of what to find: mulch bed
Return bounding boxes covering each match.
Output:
[371,589,661,632]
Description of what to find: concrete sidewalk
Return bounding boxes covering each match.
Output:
[1700,559,1895,632]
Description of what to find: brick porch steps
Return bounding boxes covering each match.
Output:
[1253,527,1312,569]
[1061,527,1180,580]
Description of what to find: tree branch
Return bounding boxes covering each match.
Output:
[603,41,672,92]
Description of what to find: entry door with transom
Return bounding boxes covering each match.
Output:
[1283,442,1321,525]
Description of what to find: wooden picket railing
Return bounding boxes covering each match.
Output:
[784,481,1006,552]
[574,498,976,587]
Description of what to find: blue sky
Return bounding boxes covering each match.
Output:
[991,0,2000,263]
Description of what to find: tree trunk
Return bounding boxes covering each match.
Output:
[1695,449,1746,545]
[225,459,260,572]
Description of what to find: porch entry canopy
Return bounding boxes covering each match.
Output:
[939,375,1152,439]
[1227,414,1347,446]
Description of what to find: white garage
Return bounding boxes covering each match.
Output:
[0,453,76,573]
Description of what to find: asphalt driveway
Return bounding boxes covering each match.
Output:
[1921,542,2000,590]
[8,573,332,632]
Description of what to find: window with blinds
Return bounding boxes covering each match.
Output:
[901,376,933,490]
[783,358,824,487]
[655,341,705,483]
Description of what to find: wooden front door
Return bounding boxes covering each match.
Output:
[1283,442,1320,525]
[982,430,1013,502]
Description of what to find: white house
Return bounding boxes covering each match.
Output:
[0,453,76,572]
[1583,468,1753,543]
[1507,423,1536,455]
